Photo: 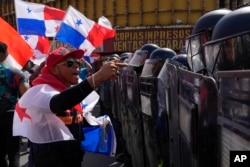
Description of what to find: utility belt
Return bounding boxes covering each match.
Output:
[58,113,83,125]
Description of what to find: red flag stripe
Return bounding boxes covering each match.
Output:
[44,6,65,20]
[87,23,116,48]
[0,17,33,67]
[36,36,50,54]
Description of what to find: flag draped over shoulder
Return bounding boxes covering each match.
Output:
[21,35,50,64]
[55,6,116,57]
[0,17,33,69]
[13,85,75,143]
[14,0,65,37]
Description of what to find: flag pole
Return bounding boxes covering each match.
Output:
[48,37,56,53]
[14,0,19,32]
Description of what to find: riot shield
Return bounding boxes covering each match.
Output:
[139,59,166,167]
[109,78,125,155]
[99,80,112,116]
[178,68,218,167]
[217,71,250,167]
[116,66,128,129]
[113,66,132,160]
[125,69,145,167]
[110,80,118,120]
[121,50,149,167]
[158,61,180,167]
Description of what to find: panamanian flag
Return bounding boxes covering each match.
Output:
[0,17,33,69]
[55,6,116,57]
[13,85,75,143]
[14,0,65,37]
[21,35,50,65]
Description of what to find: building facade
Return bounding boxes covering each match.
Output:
[0,0,249,55]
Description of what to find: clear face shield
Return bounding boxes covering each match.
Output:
[128,50,149,67]
[186,31,211,73]
[204,33,250,77]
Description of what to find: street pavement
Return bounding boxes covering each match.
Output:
[20,138,123,167]
[20,138,124,167]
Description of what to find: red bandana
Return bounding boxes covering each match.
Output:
[32,66,82,112]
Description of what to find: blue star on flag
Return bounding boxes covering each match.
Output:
[76,19,82,26]
[24,35,29,41]
[26,7,32,13]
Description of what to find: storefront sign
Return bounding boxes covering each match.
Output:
[103,27,192,52]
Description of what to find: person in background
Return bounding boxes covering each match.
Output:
[13,47,127,167]
[28,61,45,87]
[22,60,35,80]
[0,42,29,167]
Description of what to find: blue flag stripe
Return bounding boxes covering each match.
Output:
[17,18,46,36]
[83,56,91,64]
[55,22,86,48]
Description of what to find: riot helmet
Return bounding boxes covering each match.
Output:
[102,54,119,65]
[140,43,160,56]
[128,44,159,68]
[140,48,175,77]
[119,52,133,63]
[149,48,176,61]
[170,54,190,70]
[127,49,149,73]
[139,48,176,77]
[186,8,232,73]
[128,50,148,67]
[109,54,120,60]
[204,6,250,77]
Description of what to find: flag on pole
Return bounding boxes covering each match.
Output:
[14,0,65,37]
[21,35,50,64]
[55,6,116,57]
[0,17,33,69]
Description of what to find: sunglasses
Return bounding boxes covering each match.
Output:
[57,58,82,68]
